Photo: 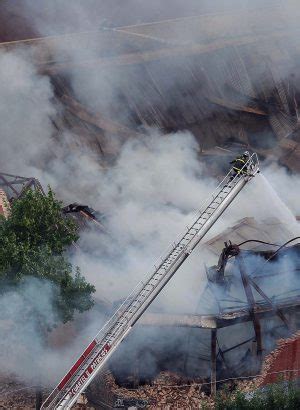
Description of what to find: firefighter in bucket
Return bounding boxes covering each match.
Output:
[230,151,250,180]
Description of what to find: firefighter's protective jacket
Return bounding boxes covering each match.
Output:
[230,156,248,174]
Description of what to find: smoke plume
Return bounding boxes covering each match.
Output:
[0,0,300,389]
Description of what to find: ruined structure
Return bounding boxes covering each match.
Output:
[257,331,300,387]
[86,216,298,404]
[1,4,300,171]
[1,1,300,408]
[0,172,44,200]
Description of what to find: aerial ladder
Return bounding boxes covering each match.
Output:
[42,153,259,409]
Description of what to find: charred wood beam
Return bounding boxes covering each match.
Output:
[18,179,36,198]
[0,174,19,197]
[33,179,45,195]
[41,31,296,75]
[222,337,255,354]
[18,178,45,198]
[0,179,31,186]
[0,172,45,200]
[216,335,237,377]
[218,295,300,327]
[0,173,44,197]
[247,274,290,330]
[206,95,267,116]
[0,172,33,179]
[204,267,222,314]
[139,313,217,329]
[253,271,295,280]
[59,121,107,156]
[61,94,142,138]
[136,293,300,331]
[237,256,263,356]
[257,139,300,159]
[138,297,300,329]
[211,329,217,396]
[79,210,106,230]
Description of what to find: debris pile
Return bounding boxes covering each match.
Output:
[228,331,300,398]
[0,379,36,409]
[88,370,214,409]
[254,331,300,387]
[145,372,213,409]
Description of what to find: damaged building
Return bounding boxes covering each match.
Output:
[1,1,300,409]
[2,3,300,171]
[81,216,300,408]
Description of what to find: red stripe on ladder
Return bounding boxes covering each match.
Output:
[58,340,97,390]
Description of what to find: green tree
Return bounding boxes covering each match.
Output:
[215,381,300,409]
[0,187,95,325]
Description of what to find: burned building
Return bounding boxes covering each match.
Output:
[1,3,300,171]
[1,1,300,408]
[77,216,300,408]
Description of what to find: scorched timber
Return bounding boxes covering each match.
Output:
[138,296,300,329]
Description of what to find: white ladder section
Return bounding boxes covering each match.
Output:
[42,153,259,409]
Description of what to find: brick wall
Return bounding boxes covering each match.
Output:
[0,189,10,218]
[257,332,300,386]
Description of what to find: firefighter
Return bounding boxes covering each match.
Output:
[230,151,250,178]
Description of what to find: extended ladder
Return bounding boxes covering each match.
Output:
[42,153,259,409]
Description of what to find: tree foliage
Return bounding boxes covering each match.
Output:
[0,187,95,325]
[215,382,300,410]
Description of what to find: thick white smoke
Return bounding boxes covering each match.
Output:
[0,46,298,386]
[0,278,60,385]
[0,50,55,177]
[0,0,300,390]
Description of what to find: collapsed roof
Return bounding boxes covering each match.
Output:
[1,3,300,171]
